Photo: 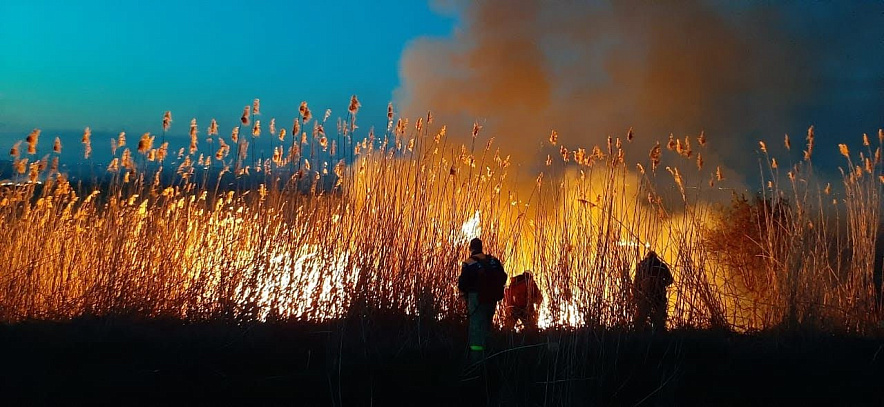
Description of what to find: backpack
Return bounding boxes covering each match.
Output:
[471,255,507,303]
[635,256,672,295]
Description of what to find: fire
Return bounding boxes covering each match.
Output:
[3,101,881,334]
[257,246,359,321]
[460,210,481,242]
[616,239,651,249]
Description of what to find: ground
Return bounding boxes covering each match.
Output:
[1,318,883,406]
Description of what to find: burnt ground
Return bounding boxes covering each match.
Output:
[1,317,883,406]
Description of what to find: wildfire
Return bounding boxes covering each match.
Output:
[3,100,879,334]
[460,210,481,242]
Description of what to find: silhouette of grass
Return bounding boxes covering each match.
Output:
[1,317,883,405]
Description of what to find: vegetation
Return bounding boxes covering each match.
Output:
[3,99,884,404]
[0,99,881,335]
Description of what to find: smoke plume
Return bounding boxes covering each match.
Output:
[395,0,883,186]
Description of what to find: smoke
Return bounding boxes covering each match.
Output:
[395,0,882,186]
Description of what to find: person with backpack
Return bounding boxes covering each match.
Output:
[458,238,507,361]
[504,271,543,330]
[633,250,673,332]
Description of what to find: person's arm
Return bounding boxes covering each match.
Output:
[490,256,508,291]
[530,279,543,304]
[459,260,479,295]
[458,262,470,295]
[635,260,646,282]
[661,263,673,286]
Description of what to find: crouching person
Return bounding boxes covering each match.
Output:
[458,238,507,364]
[634,250,673,333]
[504,271,542,330]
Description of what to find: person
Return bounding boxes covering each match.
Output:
[504,271,542,330]
[458,238,507,362]
[633,250,673,332]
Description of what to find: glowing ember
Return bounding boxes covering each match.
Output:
[617,239,651,249]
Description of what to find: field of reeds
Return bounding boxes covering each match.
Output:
[1,98,882,336]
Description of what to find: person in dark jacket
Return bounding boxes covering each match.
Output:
[633,250,673,332]
[458,238,507,361]
[504,271,542,330]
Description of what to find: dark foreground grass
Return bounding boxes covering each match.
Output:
[1,317,883,406]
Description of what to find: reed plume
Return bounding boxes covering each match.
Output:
[241,106,251,126]
[190,119,199,154]
[299,102,311,123]
[163,111,172,132]
[649,142,661,171]
[805,125,815,161]
[26,129,40,155]
[27,162,38,182]
[157,142,169,162]
[14,158,27,174]
[138,133,154,154]
[10,141,21,158]
[82,127,92,159]
[348,95,360,115]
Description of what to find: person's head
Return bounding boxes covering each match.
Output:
[523,271,533,280]
[646,250,657,259]
[469,238,483,255]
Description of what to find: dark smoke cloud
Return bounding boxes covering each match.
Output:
[395,0,884,186]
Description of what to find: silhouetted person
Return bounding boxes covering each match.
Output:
[458,238,507,363]
[634,250,673,332]
[504,271,542,330]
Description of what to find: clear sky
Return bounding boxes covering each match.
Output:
[0,0,455,161]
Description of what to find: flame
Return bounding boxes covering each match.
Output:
[616,239,650,249]
[460,210,481,242]
[256,246,359,321]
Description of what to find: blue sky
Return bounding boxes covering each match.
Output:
[0,0,455,162]
[1,0,882,182]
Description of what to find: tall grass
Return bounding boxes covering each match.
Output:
[0,100,881,335]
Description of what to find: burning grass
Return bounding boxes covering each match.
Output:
[0,101,882,335]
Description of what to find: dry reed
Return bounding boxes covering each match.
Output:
[0,100,880,337]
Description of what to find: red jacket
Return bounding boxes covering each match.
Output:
[505,274,542,309]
